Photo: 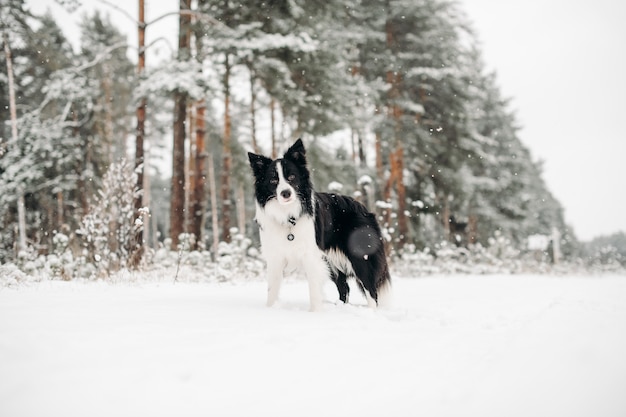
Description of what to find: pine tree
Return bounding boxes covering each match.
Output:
[134,0,147,259]
[78,11,134,196]
[189,12,208,251]
[1,4,89,258]
[1,0,580,262]
[1,0,34,257]
[0,3,142,261]
[355,0,476,248]
[169,0,192,249]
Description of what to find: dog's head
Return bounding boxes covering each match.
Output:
[248,139,312,213]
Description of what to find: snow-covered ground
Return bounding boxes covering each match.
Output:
[1,273,626,417]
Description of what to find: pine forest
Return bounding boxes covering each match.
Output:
[1,0,623,278]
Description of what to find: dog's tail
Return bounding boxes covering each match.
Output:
[376,268,393,309]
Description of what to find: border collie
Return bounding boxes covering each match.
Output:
[248,139,391,311]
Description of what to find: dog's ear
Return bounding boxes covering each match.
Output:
[248,152,272,178]
[284,138,306,165]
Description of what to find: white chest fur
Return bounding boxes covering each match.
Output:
[255,202,327,311]
[256,204,319,269]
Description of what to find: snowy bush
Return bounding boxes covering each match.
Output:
[142,229,264,284]
[487,230,520,260]
[214,228,264,282]
[176,233,196,252]
[76,159,146,278]
[393,233,535,276]
[52,232,69,256]
[586,245,625,273]
[4,219,624,287]
[0,263,29,287]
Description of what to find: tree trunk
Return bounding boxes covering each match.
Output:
[220,53,233,243]
[17,193,26,251]
[351,128,357,164]
[357,129,366,168]
[385,6,408,249]
[208,153,219,257]
[189,4,207,250]
[170,92,187,249]
[270,95,276,158]
[132,0,147,263]
[375,130,383,181]
[442,195,451,240]
[190,99,207,249]
[72,108,89,221]
[3,31,26,253]
[142,144,152,248]
[169,0,191,248]
[236,181,246,236]
[468,214,478,245]
[395,143,408,246]
[102,62,114,161]
[249,68,259,153]
[57,191,64,228]
[185,102,194,233]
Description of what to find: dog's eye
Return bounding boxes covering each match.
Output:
[287,174,295,181]
[270,178,278,185]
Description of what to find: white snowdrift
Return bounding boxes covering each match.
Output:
[1,274,626,417]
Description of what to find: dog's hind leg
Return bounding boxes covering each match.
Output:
[351,260,381,308]
[355,278,378,308]
[332,271,350,303]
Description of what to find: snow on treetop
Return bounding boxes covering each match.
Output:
[328,181,343,192]
[357,175,373,185]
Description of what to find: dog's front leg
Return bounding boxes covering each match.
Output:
[266,261,284,307]
[303,255,328,312]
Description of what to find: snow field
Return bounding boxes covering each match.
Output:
[1,274,626,417]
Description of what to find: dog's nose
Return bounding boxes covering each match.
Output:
[281,189,292,199]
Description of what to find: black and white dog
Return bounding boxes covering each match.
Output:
[248,139,391,311]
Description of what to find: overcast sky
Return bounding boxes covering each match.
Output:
[461,0,626,240]
[28,0,626,241]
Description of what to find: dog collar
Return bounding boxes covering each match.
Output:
[287,216,296,241]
